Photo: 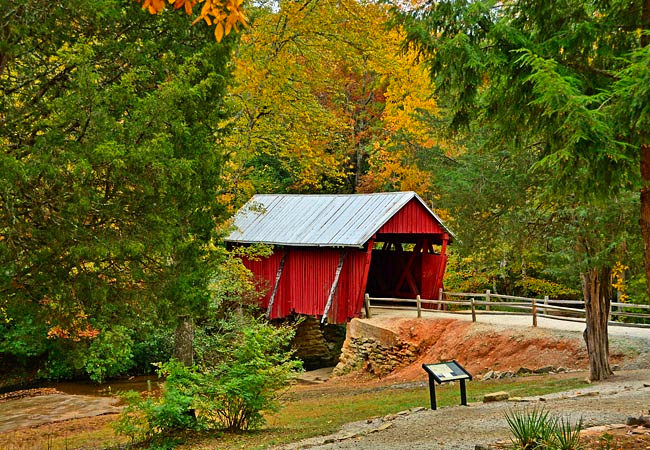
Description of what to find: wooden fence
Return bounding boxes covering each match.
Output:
[364,289,650,329]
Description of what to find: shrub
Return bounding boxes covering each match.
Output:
[115,318,302,444]
[505,407,583,450]
[83,325,134,383]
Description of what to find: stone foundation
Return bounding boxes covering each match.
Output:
[334,319,420,376]
[292,316,346,370]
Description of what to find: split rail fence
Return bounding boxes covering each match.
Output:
[364,289,650,329]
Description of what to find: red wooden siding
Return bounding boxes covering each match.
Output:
[378,198,445,234]
[241,247,367,323]
[421,253,447,299]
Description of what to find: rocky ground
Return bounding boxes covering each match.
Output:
[0,389,122,434]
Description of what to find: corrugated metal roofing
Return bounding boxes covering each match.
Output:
[226,192,454,248]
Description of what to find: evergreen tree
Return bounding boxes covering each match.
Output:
[0,0,232,379]
[397,0,650,380]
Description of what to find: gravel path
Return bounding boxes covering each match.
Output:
[372,309,650,340]
[280,370,650,450]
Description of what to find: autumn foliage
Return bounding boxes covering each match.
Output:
[137,0,247,41]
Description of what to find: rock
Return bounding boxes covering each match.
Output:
[643,383,650,388]
[337,432,361,440]
[482,370,495,381]
[483,391,509,402]
[410,407,426,413]
[396,410,410,416]
[533,366,554,374]
[516,367,532,375]
[612,364,620,371]
[383,414,397,421]
[626,415,650,427]
[375,422,394,432]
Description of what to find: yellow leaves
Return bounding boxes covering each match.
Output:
[136,0,247,42]
[612,261,629,301]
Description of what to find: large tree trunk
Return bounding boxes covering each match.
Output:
[641,145,650,303]
[173,315,194,366]
[641,0,650,304]
[581,267,613,381]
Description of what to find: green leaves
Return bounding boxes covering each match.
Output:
[0,0,233,380]
[116,318,302,443]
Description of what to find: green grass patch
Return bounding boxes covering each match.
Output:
[187,375,588,449]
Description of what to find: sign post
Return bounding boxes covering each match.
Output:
[422,360,472,410]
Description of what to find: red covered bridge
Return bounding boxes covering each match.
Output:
[226,192,454,323]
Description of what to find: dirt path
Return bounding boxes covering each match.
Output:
[281,370,650,450]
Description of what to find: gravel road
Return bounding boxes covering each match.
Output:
[281,370,650,450]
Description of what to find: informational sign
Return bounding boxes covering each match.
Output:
[422,360,472,410]
[422,361,471,383]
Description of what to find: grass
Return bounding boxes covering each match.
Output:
[0,375,588,450]
[185,375,588,449]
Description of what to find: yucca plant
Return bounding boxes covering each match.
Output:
[552,416,583,450]
[505,407,583,450]
[505,407,555,449]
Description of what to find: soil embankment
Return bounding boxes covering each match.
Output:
[334,317,647,381]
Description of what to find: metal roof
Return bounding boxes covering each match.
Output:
[225,192,454,248]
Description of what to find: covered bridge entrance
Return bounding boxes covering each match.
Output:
[226,192,454,323]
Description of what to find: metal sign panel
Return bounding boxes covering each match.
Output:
[422,361,472,383]
[422,360,472,410]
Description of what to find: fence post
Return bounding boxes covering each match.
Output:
[485,289,491,312]
[532,298,537,327]
[544,295,549,315]
[470,298,476,322]
[364,293,371,319]
[438,287,444,311]
[416,294,422,318]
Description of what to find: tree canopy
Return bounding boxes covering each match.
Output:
[1,0,233,380]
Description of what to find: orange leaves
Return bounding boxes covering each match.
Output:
[47,324,100,341]
[172,0,196,14]
[136,0,247,42]
[140,0,166,14]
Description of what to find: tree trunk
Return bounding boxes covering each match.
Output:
[581,267,613,381]
[641,0,650,303]
[641,147,650,304]
[173,316,194,366]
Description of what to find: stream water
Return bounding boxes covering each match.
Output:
[45,375,162,396]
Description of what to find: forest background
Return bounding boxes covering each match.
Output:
[0,0,648,386]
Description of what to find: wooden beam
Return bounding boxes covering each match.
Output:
[394,241,421,296]
[357,236,375,316]
[321,250,347,324]
[266,250,287,317]
[441,233,449,256]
